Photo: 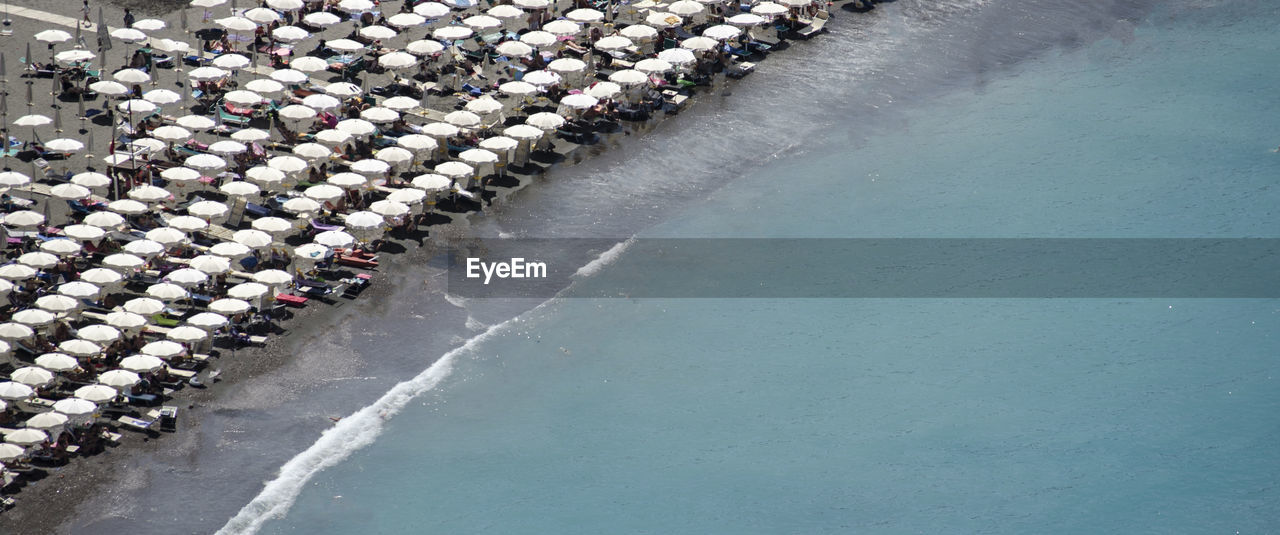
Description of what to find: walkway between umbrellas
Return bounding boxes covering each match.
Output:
[3,6,118,34]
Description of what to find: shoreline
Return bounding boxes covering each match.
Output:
[0,0,875,531]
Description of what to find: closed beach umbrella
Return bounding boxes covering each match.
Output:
[11,367,54,387]
[38,352,82,371]
[98,369,141,391]
[78,324,121,344]
[144,283,187,305]
[75,384,119,403]
[120,354,165,373]
[141,340,186,359]
[123,297,166,315]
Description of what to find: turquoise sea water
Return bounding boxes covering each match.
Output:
[235,1,1280,533]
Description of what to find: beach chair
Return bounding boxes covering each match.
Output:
[797,10,829,39]
[117,415,154,431]
[275,293,309,307]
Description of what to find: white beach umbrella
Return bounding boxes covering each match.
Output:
[45,139,85,154]
[25,412,68,432]
[513,0,550,9]
[80,269,123,288]
[382,96,420,111]
[74,384,119,403]
[36,294,80,314]
[526,112,566,130]
[12,115,50,127]
[243,7,281,24]
[187,312,229,331]
[111,28,148,44]
[369,200,410,218]
[324,82,362,99]
[120,354,165,373]
[143,89,182,106]
[105,311,147,332]
[146,227,188,246]
[78,324,122,344]
[132,18,166,31]
[5,428,48,446]
[387,13,426,28]
[141,340,186,360]
[406,39,444,56]
[127,185,172,204]
[55,49,95,65]
[167,326,209,343]
[152,125,192,142]
[189,255,231,275]
[727,13,766,26]
[359,25,397,40]
[305,184,344,202]
[272,25,310,42]
[282,197,322,215]
[488,4,524,20]
[270,69,309,84]
[39,239,82,257]
[413,1,450,17]
[114,69,151,84]
[209,298,252,315]
[362,107,400,124]
[278,104,316,123]
[548,58,588,76]
[220,181,261,198]
[53,397,97,417]
[102,253,146,272]
[147,283,191,302]
[89,80,129,96]
[176,114,217,130]
[412,173,452,191]
[0,171,31,188]
[327,39,364,52]
[11,367,54,387]
[290,56,330,73]
[167,215,210,234]
[5,210,45,228]
[498,81,537,98]
[0,443,23,461]
[336,118,376,137]
[379,52,416,71]
[522,70,561,87]
[543,19,581,36]
[751,1,788,16]
[234,229,274,249]
[252,217,293,237]
[595,35,633,52]
[0,382,34,401]
[327,173,367,189]
[433,26,473,41]
[268,156,309,176]
[223,90,263,107]
[387,187,427,206]
[463,15,502,30]
[376,147,414,167]
[253,269,294,287]
[0,264,36,282]
[189,201,231,222]
[166,268,209,287]
[232,128,272,143]
[503,124,544,141]
[39,352,82,371]
[560,93,598,110]
[18,251,58,269]
[302,12,341,27]
[0,323,32,342]
[70,172,112,192]
[228,282,270,301]
[635,58,674,74]
[495,41,533,57]
[704,24,742,40]
[682,36,718,51]
[460,148,498,166]
[216,16,257,32]
[247,166,287,190]
[645,12,683,28]
[314,129,352,147]
[397,134,437,154]
[668,0,704,16]
[107,199,149,215]
[245,78,285,95]
[566,8,604,23]
[343,212,384,230]
[337,0,375,12]
[435,161,474,179]
[585,81,622,100]
[351,159,392,177]
[11,309,55,328]
[57,281,101,300]
[479,136,519,154]
[314,230,356,249]
[293,143,332,161]
[98,369,141,391]
[123,297,166,316]
[657,48,697,66]
[129,138,167,154]
[185,154,227,172]
[34,29,72,44]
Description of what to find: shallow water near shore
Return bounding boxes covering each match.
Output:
[46,0,1280,532]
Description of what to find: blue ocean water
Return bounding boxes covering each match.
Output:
[231,0,1280,533]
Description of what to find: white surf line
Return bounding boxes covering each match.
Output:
[4,6,119,33]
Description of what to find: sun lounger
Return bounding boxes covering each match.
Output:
[125,393,159,406]
[798,10,829,39]
[117,415,153,431]
[275,293,309,306]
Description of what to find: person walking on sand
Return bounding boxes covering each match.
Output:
[81,0,91,27]
[123,9,135,28]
